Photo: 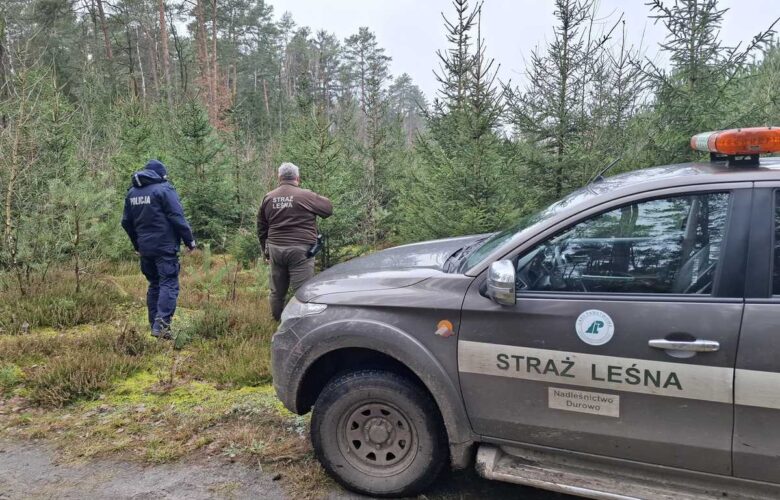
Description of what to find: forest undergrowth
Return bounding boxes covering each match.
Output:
[0,250,333,498]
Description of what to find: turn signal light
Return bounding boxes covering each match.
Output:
[691,127,780,156]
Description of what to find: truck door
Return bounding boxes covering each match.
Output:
[734,185,780,483]
[458,186,751,475]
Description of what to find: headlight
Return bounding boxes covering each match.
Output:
[280,297,327,324]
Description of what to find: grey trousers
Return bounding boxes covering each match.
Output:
[267,244,315,321]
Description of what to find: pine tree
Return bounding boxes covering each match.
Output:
[387,74,428,145]
[343,27,395,245]
[312,30,342,119]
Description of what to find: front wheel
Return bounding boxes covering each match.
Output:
[311,370,447,497]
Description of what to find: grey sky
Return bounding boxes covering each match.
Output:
[265,0,779,98]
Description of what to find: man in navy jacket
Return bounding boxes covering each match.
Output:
[121,160,196,338]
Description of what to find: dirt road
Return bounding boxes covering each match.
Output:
[0,440,285,499]
[0,439,564,499]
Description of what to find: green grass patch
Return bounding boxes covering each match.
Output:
[0,324,159,366]
[26,351,145,407]
[0,275,129,334]
[0,364,23,395]
[187,333,272,386]
[0,325,160,407]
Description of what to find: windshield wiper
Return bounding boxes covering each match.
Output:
[442,248,464,273]
[447,236,490,273]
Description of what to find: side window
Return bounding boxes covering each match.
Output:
[516,193,730,294]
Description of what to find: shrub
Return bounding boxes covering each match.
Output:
[114,325,159,357]
[180,305,232,340]
[0,326,159,364]
[179,296,274,342]
[26,351,145,407]
[0,325,159,406]
[178,296,275,386]
[0,276,128,334]
[229,228,262,269]
[0,334,72,362]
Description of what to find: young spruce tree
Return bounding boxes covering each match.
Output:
[645,0,777,162]
[175,99,238,248]
[402,0,515,241]
[277,91,363,266]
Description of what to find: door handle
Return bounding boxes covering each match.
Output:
[648,339,720,352]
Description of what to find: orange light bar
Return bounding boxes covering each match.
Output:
[691,127,780,156]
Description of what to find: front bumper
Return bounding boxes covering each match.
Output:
[271,326,299,413]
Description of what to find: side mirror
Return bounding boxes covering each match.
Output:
[486,259,516,306]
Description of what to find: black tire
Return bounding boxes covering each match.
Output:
[311,369,447,497]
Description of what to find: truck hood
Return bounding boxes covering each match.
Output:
[297,234,485,302]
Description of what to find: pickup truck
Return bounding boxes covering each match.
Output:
[272,127,780,499]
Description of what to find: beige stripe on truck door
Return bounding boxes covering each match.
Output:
[458,340,733,403]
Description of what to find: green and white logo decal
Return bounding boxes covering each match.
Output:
[575,309,614,346]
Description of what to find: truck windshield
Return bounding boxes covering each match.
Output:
[462,186,599,272]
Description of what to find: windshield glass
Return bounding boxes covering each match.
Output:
[462,185,600,272]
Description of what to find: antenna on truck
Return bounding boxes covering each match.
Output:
[588,157,622,185]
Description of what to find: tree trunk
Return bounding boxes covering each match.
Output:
[194,0,211,112]
[4,133,19,243]
[88,0,115,93]
[277,64,283,133]
[4,17,14,81]
[147,32,160,99]
[0,13,13,122]
[126,27,138,96]
[134,26,147,105]
[73,210,81,294]
[157,0,173,110]
[231,63,236,102]
[209,0,218,123]
[4,117,22,281]
[95,0,113,60]
[233,137,241,212]
[168,10,187,94]
[262,78,270,114]
[555,2,571,199]
[87,0,98,46]
[0,15,7,124]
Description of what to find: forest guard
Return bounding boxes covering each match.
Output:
[121,160,197,339]
[257,162,333,321]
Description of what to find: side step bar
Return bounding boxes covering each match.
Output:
[475,444,780,500]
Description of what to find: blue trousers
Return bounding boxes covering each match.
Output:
[139,255,180,330]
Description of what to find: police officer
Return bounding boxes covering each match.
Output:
[121,160,196,339]
[258,162,333,321]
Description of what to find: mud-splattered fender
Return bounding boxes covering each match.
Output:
[282,318,476,469]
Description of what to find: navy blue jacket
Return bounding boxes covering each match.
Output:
[121,170,195,257]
